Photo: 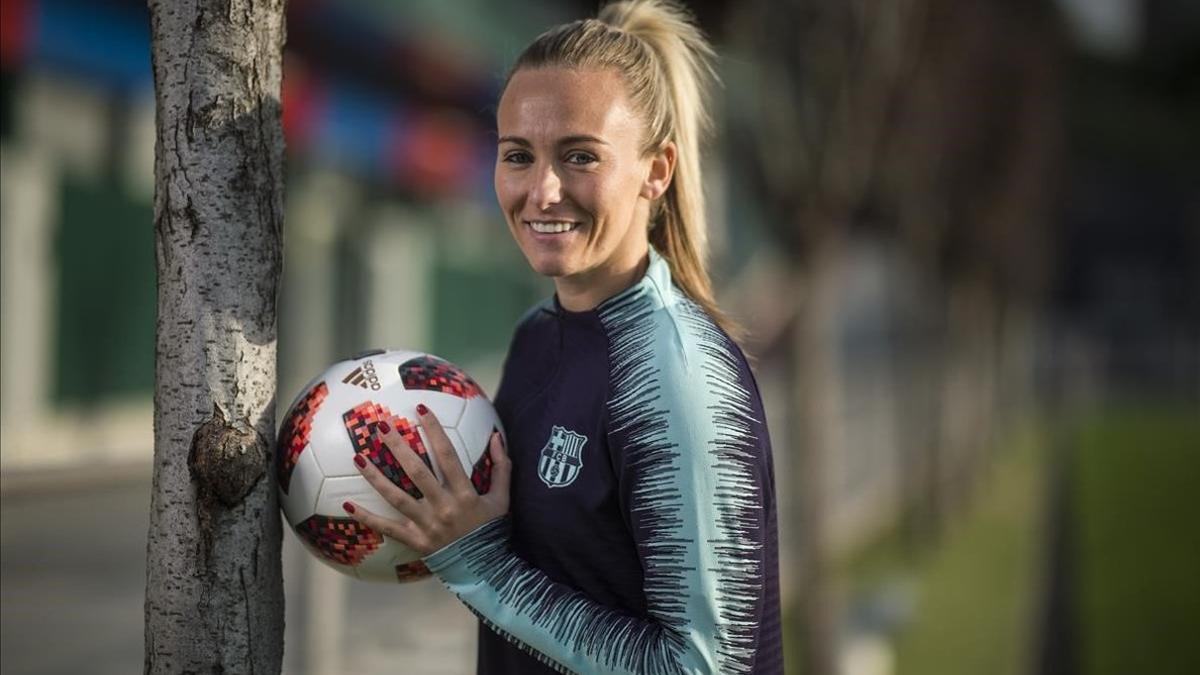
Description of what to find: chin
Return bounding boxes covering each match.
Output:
[528,258,573,279]
[517,247,571,279]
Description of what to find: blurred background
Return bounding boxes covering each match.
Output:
[0,0,1196,673]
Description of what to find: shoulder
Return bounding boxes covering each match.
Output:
[659,295,754,408]
[602,286,756,421]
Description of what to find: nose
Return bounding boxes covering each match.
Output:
[529,162,563,211]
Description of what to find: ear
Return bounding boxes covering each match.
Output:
[640,142,676,201]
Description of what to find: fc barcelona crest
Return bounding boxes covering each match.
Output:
[537,426,587,489]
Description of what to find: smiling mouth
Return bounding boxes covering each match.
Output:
[525,220,580,234]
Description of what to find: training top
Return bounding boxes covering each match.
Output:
[423,247,783,675]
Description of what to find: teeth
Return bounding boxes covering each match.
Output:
[528,221,577,234]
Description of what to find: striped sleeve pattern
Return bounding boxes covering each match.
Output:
[601,288,767,674]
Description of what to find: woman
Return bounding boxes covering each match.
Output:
[344,1,782,672]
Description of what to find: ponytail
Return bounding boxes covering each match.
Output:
[505,0,744,343]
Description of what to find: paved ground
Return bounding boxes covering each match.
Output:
[0,472,476,675]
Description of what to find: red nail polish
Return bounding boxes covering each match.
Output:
[378,420,390,434]
[417,403,429,416]
[342,501,355,514]
[354,454,366,468]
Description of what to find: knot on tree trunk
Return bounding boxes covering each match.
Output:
[189,404,268,508]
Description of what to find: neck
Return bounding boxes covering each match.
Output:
[555,244,651,312]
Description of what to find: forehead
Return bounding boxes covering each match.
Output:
[497,67,641,141]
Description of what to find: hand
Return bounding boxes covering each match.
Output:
[343,405,511,556]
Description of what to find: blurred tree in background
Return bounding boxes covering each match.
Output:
[727,0,1062,672]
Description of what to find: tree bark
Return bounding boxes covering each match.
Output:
[144,1,286,673]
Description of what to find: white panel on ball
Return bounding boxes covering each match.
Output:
[421,426,467,483]
[316,475,404,521]
[306,388,360,478]
[459,394,505,470]
[412,389,469,429]
[280,442,325,522]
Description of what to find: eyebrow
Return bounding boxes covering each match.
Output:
[497,134,609,147]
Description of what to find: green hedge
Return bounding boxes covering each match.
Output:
[1072,407,1200,675]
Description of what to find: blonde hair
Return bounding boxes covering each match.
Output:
[504,0,742,342]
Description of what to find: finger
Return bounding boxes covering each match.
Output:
[416,404,473,493]
[341,500,424,550]
[486,431,511,511]
[377,420,445,505]
[352,451,425,520]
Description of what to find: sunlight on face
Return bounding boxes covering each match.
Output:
[494,67,658,304]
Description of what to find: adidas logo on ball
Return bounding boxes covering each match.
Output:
[342,360,381,390]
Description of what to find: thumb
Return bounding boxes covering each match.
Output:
[487,431,511,512]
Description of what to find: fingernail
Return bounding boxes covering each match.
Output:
[354,454,366,469]
[378,420,390,434]
[342,501,355,514]
[417,403,429,416]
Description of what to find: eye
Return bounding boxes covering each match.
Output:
[501,150,532,165]
[564,151,598,166]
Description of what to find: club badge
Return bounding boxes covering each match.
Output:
[537,425,587,489]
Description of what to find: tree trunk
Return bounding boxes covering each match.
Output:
[790,234,845,675]
[144,1,286,673]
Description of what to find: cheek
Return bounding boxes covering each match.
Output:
[573,172,619,215]
[493,171,520,217]
[590,172,640,225]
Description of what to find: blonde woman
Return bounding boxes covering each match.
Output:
[345,1,782,672]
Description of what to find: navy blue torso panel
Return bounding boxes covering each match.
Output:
[496,303,648,621]
[424,248,783,675]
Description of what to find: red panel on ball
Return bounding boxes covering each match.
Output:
[343,402,433,499]
[395,560,431,582]
[398,356,482,399]
[469,427,500,495]
[277,381,329,494]
[295,514,382,567]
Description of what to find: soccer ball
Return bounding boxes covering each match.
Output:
[277,349,503,583]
